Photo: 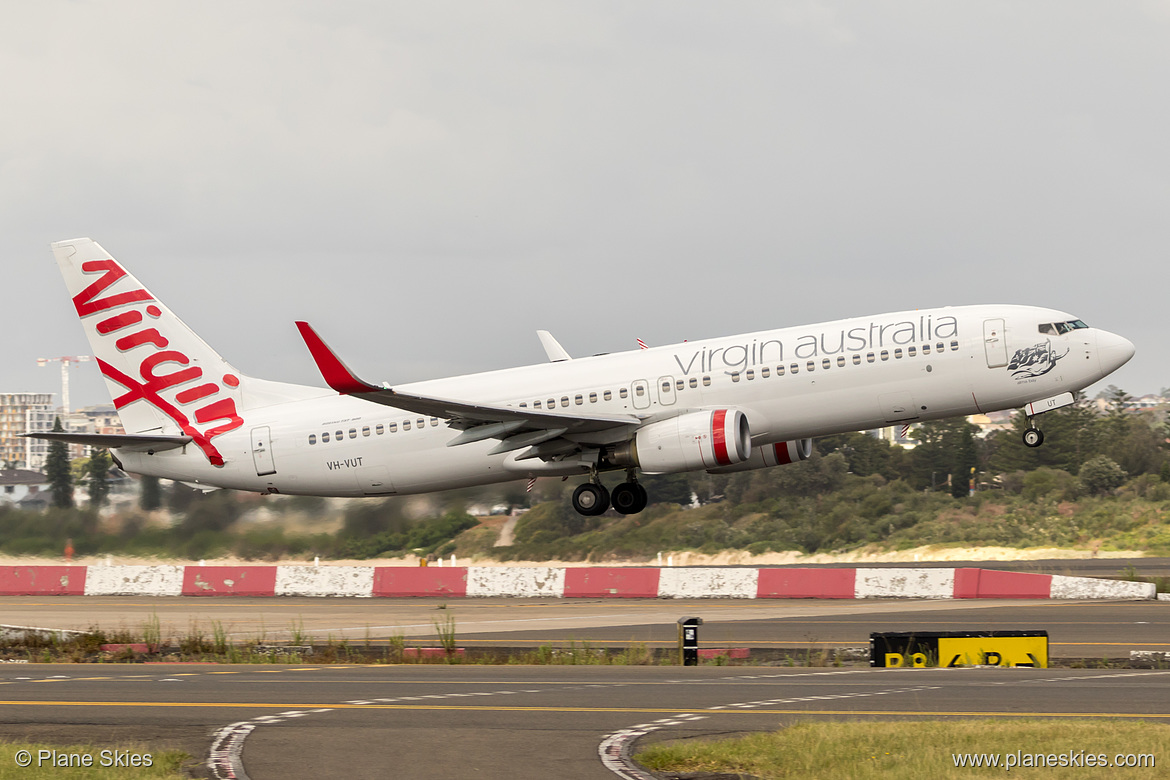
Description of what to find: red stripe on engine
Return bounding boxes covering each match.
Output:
[712,410,730,465]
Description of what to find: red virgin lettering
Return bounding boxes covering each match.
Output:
[97,311,143,334]
[73,259,154,316]
[116,328,169,351]
[80,258,245,467]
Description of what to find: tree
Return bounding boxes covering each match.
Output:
[1078,455,1128,496]
[85,449,112,508]
[44,417,73,509]
[140,475,162,511]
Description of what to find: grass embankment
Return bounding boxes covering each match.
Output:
[0,743,187,780]
[635,719,1169,779]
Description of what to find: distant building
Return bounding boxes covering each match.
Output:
[0,393,54,470]
[0,468,50,509]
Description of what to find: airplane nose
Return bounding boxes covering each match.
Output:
[1096,329,1136,374]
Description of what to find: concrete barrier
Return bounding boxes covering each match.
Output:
[658,568,758,599]
[466,566,566,598]
[84,565,184,596]
[182,566,278,597]
[563,567,661,598]
[854,567,955,599]
[372,567,469,598]
[757,567,856,599]
[274,566,375,598]
[0,565,86,596]
[2,563,1158,600]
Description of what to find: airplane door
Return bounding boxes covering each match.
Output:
[631,379,651,410]
[250,426,276,476]
[657,375,676,406]
[984,318,1008,368]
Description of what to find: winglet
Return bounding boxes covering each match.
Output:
[295,321,380,394]
[536,330,572,362]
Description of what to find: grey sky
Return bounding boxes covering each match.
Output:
[4,2,1167,411]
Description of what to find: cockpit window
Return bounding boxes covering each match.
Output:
[1039,320,1089,335]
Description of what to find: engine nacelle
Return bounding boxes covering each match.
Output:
[624,409,751,474]
[706,438,812,474]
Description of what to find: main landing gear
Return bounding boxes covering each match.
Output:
[571,470,648,517]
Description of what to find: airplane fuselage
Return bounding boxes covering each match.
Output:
[114,303,1129,497]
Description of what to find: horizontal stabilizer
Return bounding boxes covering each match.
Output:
[23,432,192,453]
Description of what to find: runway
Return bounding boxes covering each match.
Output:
[3,595,1168,657]
[4,663,1170,779]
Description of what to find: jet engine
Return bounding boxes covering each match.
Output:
[608,409,751,473]
[706,438,813,474]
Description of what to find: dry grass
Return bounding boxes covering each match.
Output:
[636,719,1169,779]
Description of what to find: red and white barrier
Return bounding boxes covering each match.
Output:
[0,564,1156,599]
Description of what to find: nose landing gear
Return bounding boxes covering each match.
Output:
[1022,427,1045,448]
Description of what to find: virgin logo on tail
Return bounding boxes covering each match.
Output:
[73,259,243,466]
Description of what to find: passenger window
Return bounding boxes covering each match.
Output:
[688,377,698,388]
[837,356,846,367]
[561,397,569,408]
[880,350,889,361]
[547,398,555,408]
[575,394,583,405]
[760,367,770,378]
[336,430,344,440]
[790,363,799,374]
[620,388,629,399]
[867,353,876,363]
[950,340,959,350]
[403,421,411,431]
[603,390,613,401]
[936,342,945,352]
[376,424,384,435]
[806,360,816,372]
[702,376,711,387]
[431,418,439,427]
[676,380,684,391]
[923,344,931,355]
[362,426,370,437]
[519,402,527,408]
[589,392,597,403]
[776,364,785,376]
[894,348,902,359]
[745,370,754,380]
[308,434,317,445]
[389,423,398,433]
[417,418,425,428]
[822,358,831,370]
[634,386,644,397]
[534,400,542,409]
[852,354,861,365]
[731,372,741,382]
[662,380,671,391]
[322,432,330,442]
[908,346,916,357]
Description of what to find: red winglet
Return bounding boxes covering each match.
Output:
[295,321,380,395]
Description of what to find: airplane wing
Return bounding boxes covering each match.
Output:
[23,432,192,452]
[295,322,641,455]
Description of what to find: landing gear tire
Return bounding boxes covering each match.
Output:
[611,482,648,515]
[1023,427,1045,448]
[572,482,610,516]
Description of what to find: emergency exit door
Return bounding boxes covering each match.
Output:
[251,426,276,476]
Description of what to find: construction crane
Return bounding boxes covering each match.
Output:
[36,355,92,415]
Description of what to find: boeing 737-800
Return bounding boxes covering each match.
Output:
[30,239,1135,516]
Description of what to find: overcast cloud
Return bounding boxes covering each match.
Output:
[3,1,1167,410]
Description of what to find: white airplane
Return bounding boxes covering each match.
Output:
[30,238,1135,516]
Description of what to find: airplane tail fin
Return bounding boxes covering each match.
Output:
[51,238,251,465]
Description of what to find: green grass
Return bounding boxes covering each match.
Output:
[0,743,188,779]
[635,719,1169,779]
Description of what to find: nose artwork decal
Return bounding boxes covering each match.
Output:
[1008,339,1069,380]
